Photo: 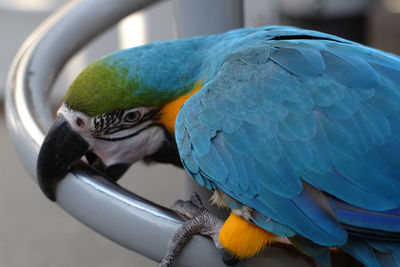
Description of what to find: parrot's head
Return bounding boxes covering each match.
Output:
[37,44,201,201]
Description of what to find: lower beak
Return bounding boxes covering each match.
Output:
[86,151,130,182]
[37,115,90,201]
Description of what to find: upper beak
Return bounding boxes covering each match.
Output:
[37,115,90,201]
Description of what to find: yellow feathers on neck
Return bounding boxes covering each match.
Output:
[158,80,202,133]
[219,212,277,259]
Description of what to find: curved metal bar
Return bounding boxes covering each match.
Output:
[5,0,228,265]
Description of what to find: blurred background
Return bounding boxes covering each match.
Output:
[0,0,399,266]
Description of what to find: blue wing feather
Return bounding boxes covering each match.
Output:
[368,241,400,265]
[270,47,323,77]
[321,50,380,89]
[342,238,381,267]
[175,26,400,248]
[328,197,400,233]
[342,237,400,267]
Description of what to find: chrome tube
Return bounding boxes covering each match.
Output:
[5,0,228,265]
[5,0,322,266]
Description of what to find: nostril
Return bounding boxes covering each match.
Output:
[76,117,84,128]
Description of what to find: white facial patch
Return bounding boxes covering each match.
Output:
[57,104,167,167]
[91,125,166,166]
[57,104,95,146]
[89,106,166,166]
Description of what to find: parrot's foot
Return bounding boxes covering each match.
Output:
[158,193,224,267]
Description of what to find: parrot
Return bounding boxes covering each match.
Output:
[36,25,400,267]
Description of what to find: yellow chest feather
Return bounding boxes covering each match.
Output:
[157,81,202,133]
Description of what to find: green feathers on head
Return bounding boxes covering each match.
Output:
[64,39,207,117]
[64,55,196,117]
[65,59,159,117]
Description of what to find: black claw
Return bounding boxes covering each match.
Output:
[189,192,204,208]
[222,254,241,265]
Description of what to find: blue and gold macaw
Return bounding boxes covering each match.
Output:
[37,26,400,267]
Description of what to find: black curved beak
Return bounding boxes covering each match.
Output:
[37,115,90,201]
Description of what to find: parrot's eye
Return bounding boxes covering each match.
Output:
[76,117,85,128]
[124,111,141,123]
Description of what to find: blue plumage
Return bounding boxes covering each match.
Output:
[328,197,400,234]
[174,26,400,266]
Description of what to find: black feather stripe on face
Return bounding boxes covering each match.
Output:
[93,110,124,133]
[93,108,161,141]
[95,122,163,141]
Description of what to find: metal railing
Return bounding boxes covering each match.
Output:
[4,0,229,265]
[5,0,322,266]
